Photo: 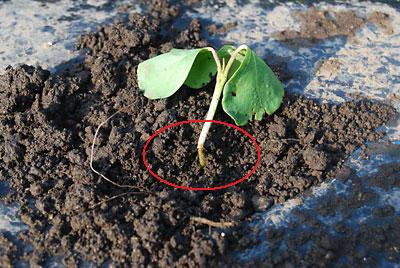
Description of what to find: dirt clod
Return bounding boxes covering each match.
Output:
[303,146,328,171]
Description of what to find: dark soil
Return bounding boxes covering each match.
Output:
[0,1,398,267]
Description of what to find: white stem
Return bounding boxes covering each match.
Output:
[197,47,223,167]
[197,76,226,166]
[197,45,247,167]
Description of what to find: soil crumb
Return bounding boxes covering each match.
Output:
[368,10,394,35]
[0,1,398,267]
[275,6,392,43]
[208,22,237,35]
[315,58,341,79]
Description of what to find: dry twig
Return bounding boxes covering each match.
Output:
[89,109,150,193]
[190,216,238,228]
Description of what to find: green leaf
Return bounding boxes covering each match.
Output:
[184,50,217,89]
[137,48,216,99]
[222,47,284,125]
[217,45,235,62]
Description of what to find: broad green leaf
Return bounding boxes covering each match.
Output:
[184,50,217,89]
[222,47,284,126]
[137,48,216,99]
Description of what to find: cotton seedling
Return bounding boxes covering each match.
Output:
[137,45,284,167]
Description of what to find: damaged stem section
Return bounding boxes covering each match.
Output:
[197,45,247,167]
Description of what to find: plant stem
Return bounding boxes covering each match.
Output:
[197,72,227,167]
[197,45,247,168]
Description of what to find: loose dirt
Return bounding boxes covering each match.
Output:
[274,6,393,44]
[0,1,397,267]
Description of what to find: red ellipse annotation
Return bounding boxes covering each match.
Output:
[142,119,261,191]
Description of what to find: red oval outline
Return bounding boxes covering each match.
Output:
[142,120,261,191]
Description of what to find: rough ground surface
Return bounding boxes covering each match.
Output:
[226,163,400,268]
[274,6,393,43]
[0,1,398,267]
